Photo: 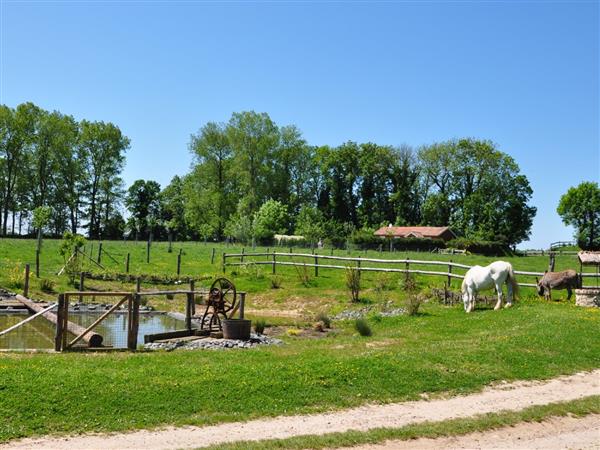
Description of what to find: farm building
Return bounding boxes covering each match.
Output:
[373,225,456,242]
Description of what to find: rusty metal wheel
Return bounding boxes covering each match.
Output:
[209,277,237,316]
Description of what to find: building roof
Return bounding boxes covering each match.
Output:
[578,251,600,266]
[373,226,456,239]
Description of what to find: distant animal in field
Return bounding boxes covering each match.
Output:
[536,270,581,301]
[461,261,519,313]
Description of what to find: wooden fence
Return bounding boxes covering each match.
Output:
[222,251,600,289]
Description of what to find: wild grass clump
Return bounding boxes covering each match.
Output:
[402,274,425,316]
[254,318,266,334]
[345,266,361,302]
[38,278,55,293]
[354,318,372,337]
[270,275,282,289]
[374,272,394,293]
[315,311,331,328]
[7,264,24,290]
[243,263,264,280]
[294,262,311,287]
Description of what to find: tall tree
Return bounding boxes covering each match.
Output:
[0,102,38,235]
[226,111,279,213]
[125,179,161,240]
[557,181,600,250]
[188,122,235,239]
[79,120,129,239]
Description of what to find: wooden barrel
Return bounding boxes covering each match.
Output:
[222,319,251,340]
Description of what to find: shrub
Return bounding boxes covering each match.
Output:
[293,262,311,286]
[345,266,361,302]
[374,272,394,293]
[354,318,372,337]
[405,292,425,316]
[270,275,282,289]
[315,311,331,328]
[447,238,508,256]
[38,278,55,294]
[254,318,266,334]
[7,264,24,290]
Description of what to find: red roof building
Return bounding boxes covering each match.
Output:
[373,226,456,242]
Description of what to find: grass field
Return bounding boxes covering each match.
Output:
[0,239,596,316]
[0,239,598,443]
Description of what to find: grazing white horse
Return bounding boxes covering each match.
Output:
[461,261,519,313]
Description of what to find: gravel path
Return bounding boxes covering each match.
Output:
[342,413,600,449]
[2,370,599,450]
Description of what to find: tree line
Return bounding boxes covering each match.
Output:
[0,102,129,239]
[2,105,541,248]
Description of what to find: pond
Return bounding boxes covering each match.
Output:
[0,312,186,349]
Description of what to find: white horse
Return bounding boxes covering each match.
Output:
[461,261,519,313]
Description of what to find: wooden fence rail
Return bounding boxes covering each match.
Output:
[223,251,600,289]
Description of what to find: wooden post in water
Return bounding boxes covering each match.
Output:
[186,280,194,331]
[23,264,30,298]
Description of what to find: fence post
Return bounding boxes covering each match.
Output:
[79,272,85,303]
[239,292,246,319]
[54,293,65,351]
[241,247,245,263]
[211,248,216,265]
[97,242,103,265]
[125,252,130,273]
[146,238,151,263]
[185,281,193,332]
[23,264,30,297]
[289,247,293,254]
[357,255,361,270]
[35,249,40,278]
[405,258,410,280]
[177,252,181,276]
[448,259,452,288]
[190,279,196,315]
[130,292,140,350]
[272,252,276,274]
[314,255,319,277]
[222,253,226,273]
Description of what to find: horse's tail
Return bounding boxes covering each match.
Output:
[507,263,520,301]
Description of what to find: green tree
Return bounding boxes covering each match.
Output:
[557,181,600,250]
[226,111,279,213]
[125,180,162,240]
[253,199,289,242]
[188,121,235,239]
[0,102,38,235]
[79,120,129,239]
[295,205,325,244]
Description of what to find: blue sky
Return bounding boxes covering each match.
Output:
[1,0,598,248]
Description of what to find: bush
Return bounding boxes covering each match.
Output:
[38,278,55,294]
[402,273,425,315]
[345,266,361,302]
[315,311,331,328]
[354,318,372,337]
[294,262,311,286]
[374,272,394,293]
[270,275,282,289]
[7,264,24,290]
[254,318,266,334]
[447,238,508,256]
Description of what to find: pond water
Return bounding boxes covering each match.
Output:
[0,312,185,349]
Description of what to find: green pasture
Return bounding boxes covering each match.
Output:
[0,300,599,442]
[0,239,595,312]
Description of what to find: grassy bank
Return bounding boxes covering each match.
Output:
[0,300,599,442]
